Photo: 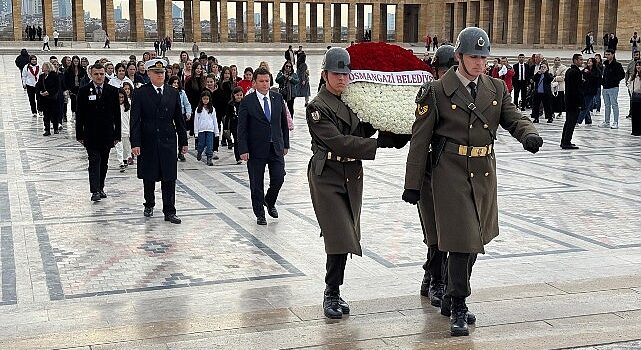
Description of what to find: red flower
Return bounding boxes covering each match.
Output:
[347,42,432,73]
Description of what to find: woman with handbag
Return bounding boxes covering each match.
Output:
[276,61,300,117]
[35,62,60,136]
[627,61,641,136]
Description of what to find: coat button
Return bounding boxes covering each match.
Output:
[346,178,349,183]
[492,100,498,105]
[485,172,489,176]
[470,172,474,178]
[451,104,457,110]
[469,124,473,129]
[483,124,489,129]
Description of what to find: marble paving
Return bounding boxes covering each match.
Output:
[0,51,640,350]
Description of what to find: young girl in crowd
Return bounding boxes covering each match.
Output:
[185,62,205,138]
[115,89,131,172]
[194,91,219,166]
[226,87,244,164]
[203,73,220,159]
[217,66,233,147]
[238,67,253,95]
[122,81,133,101]
[169,76,192,161]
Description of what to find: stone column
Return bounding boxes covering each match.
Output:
[523,0,539,45]
[220,0,229,42]
[273,0,281,42]
[101,0,115,41]
[185,1,193,42]
[468,1,480,27]
[310,3,318,42]
[261,2,269,42]
[285,2,294,42]
[454,2,465,38]
[129,0,143,42]
[576,0,589,45]
[371,3,380,42]
[157,0,165,39]
[193,0,202,42]
[12,0,22,41]
[42,0,54,37]
[348,2,356,42]
[247,0,255,42]
[211,0,219,42]
[557,0,572,45]
[492,0,506,44]
[418,2,429,42]
[379,4,387,41]
[298,1,307,43]
[479,0,493,39]
[508,0,524,44]
[323,1,331,42]
[237,1,245,42]
[540,0,554,45]
[356,3,364,41]
[333,3,341,42]
[395,3,404,42]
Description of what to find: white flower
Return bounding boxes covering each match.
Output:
[342,82,419,134]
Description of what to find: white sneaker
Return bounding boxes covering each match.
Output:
[610,123,619,129]
[598,122,610,128]
[212,151,219,160]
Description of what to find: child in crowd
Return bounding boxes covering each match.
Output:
[116,89,131,172]
[238,67,253,95]
[169,76,192,162]
[226,87,244,164]
[194,90,219,166]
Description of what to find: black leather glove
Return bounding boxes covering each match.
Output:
[523,134,544,154]
[394,134,411,149]
[377,132,396,148]
[402,189,420,205]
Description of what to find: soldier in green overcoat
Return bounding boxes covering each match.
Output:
[403,27,543,336]
[306,47,403,320]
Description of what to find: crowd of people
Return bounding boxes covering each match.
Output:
[421,48,640,140]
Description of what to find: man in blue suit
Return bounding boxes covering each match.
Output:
[237,67,290,225]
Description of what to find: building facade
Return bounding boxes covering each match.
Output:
[5,0,641,48]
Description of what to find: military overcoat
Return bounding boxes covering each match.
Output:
[306,86,377,256]
[405,67,539,254]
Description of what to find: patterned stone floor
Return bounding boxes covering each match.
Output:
[0,51,640,350]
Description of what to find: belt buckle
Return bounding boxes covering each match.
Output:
[336,155,342,161]
[475,147,487,157]
[458,145,468,156]
[468,103,477,111]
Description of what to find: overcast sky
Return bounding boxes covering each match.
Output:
[83,0,392,25]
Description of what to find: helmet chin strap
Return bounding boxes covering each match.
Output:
[458,54,474,77]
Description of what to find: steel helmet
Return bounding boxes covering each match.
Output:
[322,47,351,74]
[433,44,457,69]
[455,27,491,57]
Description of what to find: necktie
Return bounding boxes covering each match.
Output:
[96,86,102,98]
[468,82,477,100]
[520,64,524,80]
[157,87,162,97]
[263,96,271,122]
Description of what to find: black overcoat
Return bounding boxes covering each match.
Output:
[76,83,121,149]
[130,84,188,181]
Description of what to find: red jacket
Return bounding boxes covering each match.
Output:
[491,65,515,92]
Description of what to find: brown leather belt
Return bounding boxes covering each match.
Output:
[444,142,493,157]
[327,151,356,162]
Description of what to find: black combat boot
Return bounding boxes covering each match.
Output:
[441,295,476,324]
[338,296,350,315]
[420,273,430,297]
[323,287,343,319]
[450,297,470,337]
[428,280,445,307]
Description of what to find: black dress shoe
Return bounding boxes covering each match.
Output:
[560,144,579,150]
[53,130,59,134]
[99,190,107,199]
[323,290,343,319]
[441,296,476,324]
[450,309,470,337]
[420,274,430,297]
[338,297,350,315]
[532,119,539,123]
[43,131,51,136]
[91,192,101,201]
[164,214,182,224]
[143,207,154,217]
[428,281,445,307]
[256,216,267,225]
[178,153,186,162]
[264,201,278,218]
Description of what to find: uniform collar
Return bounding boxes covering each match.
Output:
[455,68,479,88]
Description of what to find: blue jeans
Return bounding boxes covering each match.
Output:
[197,131,214,158]
[578,94,596,124]
[593,86,601,111]
[602,87,620,125]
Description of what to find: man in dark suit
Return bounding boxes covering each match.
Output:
[130,59,188,224]
[237,67,290,225]
[512,54,531,111]
[76,63,121,202]
[561,54,584,150]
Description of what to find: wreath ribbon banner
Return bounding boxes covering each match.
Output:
[348,69,434,86]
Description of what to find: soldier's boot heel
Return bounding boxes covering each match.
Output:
[441,296,476,324]
[323,291,343,319]
[420,273,430,297]
[338,297,350,315]
[428,281,445,307]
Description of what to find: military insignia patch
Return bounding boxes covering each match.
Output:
[416,103,429,117]
[311,110,321,123]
